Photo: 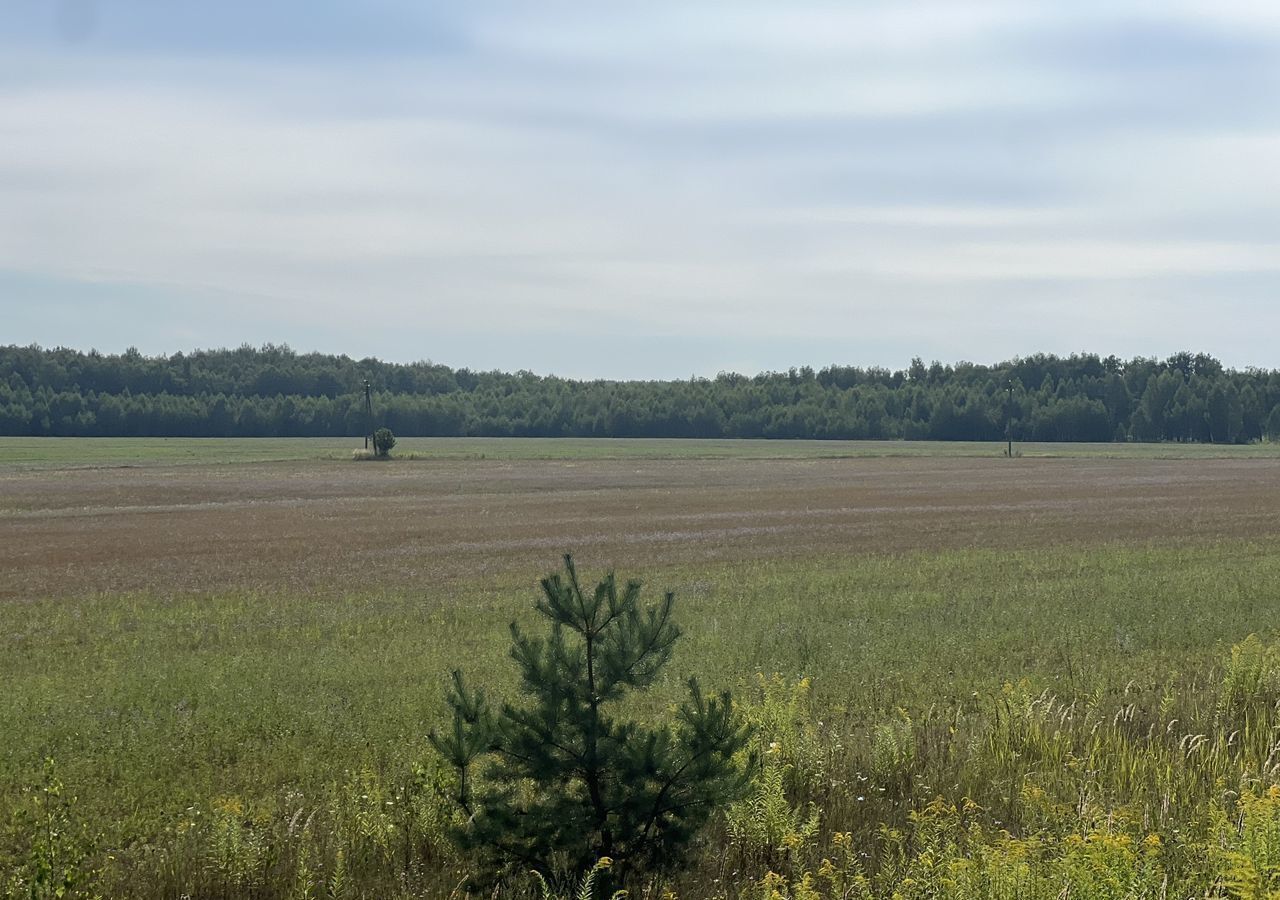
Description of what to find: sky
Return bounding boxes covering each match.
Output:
[2,1,1279,379]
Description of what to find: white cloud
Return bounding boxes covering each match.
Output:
[2,2,1279,375]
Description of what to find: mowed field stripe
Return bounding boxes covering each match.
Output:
[3,452,1279,600]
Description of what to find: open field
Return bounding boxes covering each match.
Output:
[4,438,1280,897]
[4,442,1280,602]
[5,435,1280,470]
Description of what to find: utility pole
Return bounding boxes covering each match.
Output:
[1005,378,1014,458]
[363,379,373,450]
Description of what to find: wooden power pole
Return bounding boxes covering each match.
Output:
[363,380,373,450]
[1005,378,1014,458]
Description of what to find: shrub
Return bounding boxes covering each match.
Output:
[373,427,396,458]
[3,759,99,900]
[1220,634,1280,721]
[728,675,825,867]
[870,709,915,786]
[429,555,753,888]
[531,857,627,900]
[1213,785,1280,898]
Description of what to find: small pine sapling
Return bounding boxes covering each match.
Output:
[430,555,753,888]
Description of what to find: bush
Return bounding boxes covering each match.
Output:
[430,555,753,888]
[728,675,825,867]
[2,759,99,900]
[372,427,396,457]
[1220,633,1280,721]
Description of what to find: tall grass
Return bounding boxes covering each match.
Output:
[5,540,1280,896]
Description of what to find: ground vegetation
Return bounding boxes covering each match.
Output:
[5,446,1280,896]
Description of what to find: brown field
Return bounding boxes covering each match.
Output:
[7,442,1280,899]
[4,453,1279,601]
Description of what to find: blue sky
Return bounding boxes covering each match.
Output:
[3,1,1279,378]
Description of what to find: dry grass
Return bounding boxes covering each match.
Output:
[2,453,1279,601]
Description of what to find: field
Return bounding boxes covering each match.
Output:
[6,436,1280,469]
[4,437,1280,898]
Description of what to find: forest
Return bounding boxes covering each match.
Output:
[3,344,1280,443]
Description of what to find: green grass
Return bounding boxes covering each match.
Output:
[4,435,1280,470]
[5,539,1280,896]
[0,436,343,468]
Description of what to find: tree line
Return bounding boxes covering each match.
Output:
[3,344,1280,442]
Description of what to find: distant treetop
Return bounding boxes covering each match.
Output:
[2,344,1278,444]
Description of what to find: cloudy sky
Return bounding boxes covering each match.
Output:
[3,1,1279,378]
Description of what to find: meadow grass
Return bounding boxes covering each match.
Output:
[5,539,1280,896]
[4,435,1280,470]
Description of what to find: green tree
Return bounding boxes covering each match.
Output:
[430,556,752,887]
[1267,404,1280,442]
[372,427,396,457]
[1205,382,1243,443]
[6,343,1280,444]
[1104,373,1132,428]
[1241,384,1265,442]
[1138,371,1181,440]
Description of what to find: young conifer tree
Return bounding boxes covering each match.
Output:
[429,555,752,886]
